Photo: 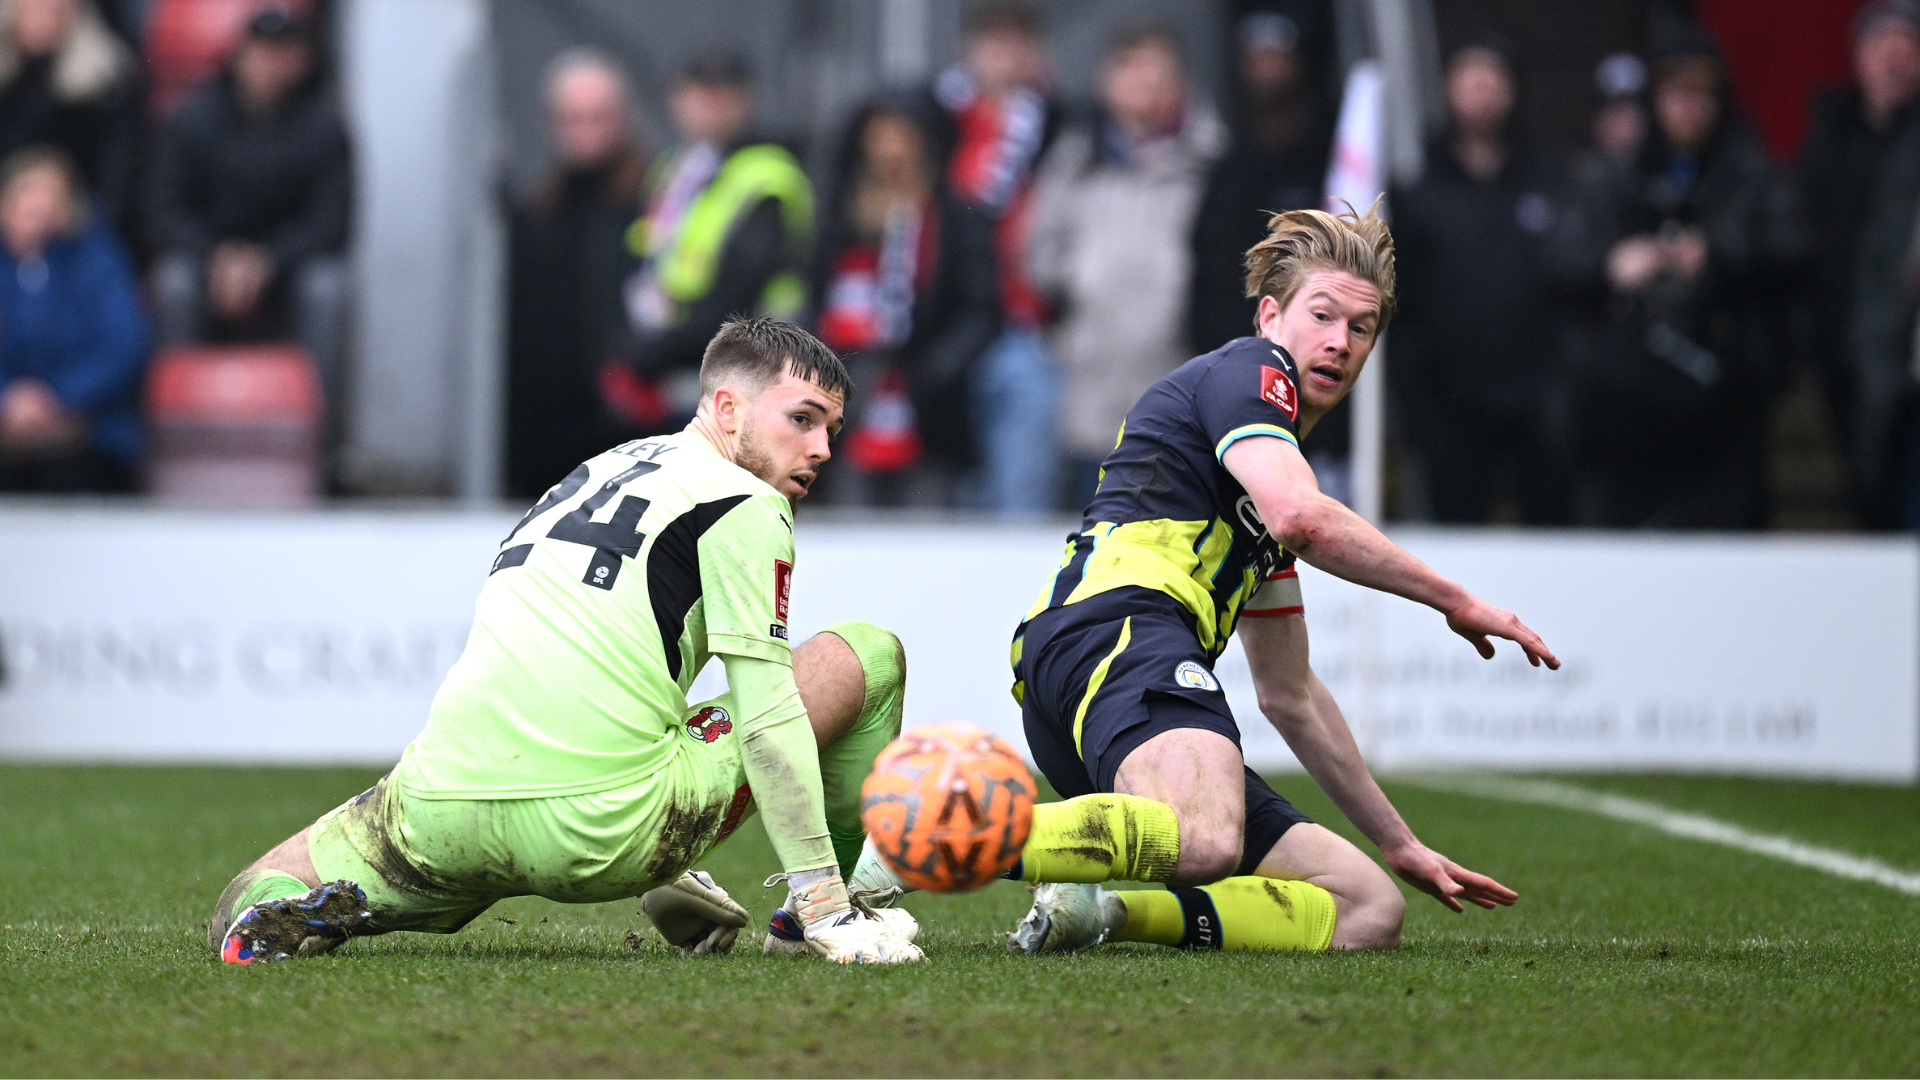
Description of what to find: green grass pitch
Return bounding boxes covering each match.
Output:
[1,764,1916,1077]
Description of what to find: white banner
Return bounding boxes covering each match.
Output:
[1,506,1913,780]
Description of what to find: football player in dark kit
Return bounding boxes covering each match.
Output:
[1003,204,1560,953]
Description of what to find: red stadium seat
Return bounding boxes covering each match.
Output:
[144,0,313,116]
[145,343,322,507]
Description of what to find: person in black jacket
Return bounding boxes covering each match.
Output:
[147,8,350,413]
[1189,9,1333,355]
[811,92,999,507]
[505,49,647,499]
[1190,9,1341,492]
[1390,38,1569,524]
[1545,36,1805,529]
[0,0,138,234]
[1801,0,1920,526]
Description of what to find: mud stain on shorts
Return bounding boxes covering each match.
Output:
[334,775,458,901]
[644,795,727,887]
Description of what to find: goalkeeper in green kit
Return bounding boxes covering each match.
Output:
[209,319,921,964]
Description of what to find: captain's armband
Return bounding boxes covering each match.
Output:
[1240,568,1304,618]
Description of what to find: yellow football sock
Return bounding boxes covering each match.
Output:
[1014,794,1181,883]
[1115,877,1336,951]
[1113,889,1186,945]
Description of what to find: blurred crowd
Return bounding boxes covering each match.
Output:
[511,0,1920,530]
[0,0,346,494]
[509,6,1262,515]
[1394,10,1902,530]
[12,0,1920,534]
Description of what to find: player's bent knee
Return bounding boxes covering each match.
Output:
[819,621,905,711]
[1331,864,1406,950]
[822,620,900,666]
[1172,825,1242,886]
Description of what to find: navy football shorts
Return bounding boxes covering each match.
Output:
[1015,587,1313,876]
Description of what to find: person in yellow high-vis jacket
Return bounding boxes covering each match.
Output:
[608,48,814,434]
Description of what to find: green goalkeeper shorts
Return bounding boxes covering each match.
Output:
[306,695,755,934]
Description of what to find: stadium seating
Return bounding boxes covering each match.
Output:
[145,343,322,507]
[144,0,314,115]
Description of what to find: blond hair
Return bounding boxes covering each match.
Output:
[1243,199,1396,327]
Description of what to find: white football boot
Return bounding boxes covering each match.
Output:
[846,835,919,900]
[1005,882,1127,955]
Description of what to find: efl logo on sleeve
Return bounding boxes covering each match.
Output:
[1260,365,1299,421]
[773,559,792,623]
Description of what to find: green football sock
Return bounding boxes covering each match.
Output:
[206,868,311,951]
[816,620,906,876]
[1113,877,1336,951]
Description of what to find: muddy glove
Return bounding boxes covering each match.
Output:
[639,871,750,953]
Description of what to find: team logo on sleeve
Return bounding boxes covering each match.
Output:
[1234,495,1270,539]
[773,559,792,624]
[1260,365,1299,421]
[1174,661,1221,693]
[686,706,733,743]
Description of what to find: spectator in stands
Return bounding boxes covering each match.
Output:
[1390,37,1569,525]
[1189,9,1333,355]
[1802,0,1920,527]
[0,147,148,492]
[812,94,998,507]
[0,0,138,233]
[505,49,645,498]
[1589,53,1649,170]
[147,8,350,418]
[1545,35,1804,529]
[608,48,812,436]
[1027,20,1223,506]
[929,0,1061,516]
[1188,8,1344,497]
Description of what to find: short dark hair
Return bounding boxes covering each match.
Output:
[680,46,753,89]
[0,146,82,236]
[1106,18,1184,65]
[967,1,1042,38]
[701,317,852,402]
[246,7,312,42]
[1856,0,1920,44]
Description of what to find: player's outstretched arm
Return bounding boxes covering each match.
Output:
[1239,614,1519,912]
[1223,435,1558,669]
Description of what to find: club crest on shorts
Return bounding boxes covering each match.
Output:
[1174,661,1220,693]
[686,705,733,743]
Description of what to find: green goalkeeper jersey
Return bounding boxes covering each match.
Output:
[404,430,796,801]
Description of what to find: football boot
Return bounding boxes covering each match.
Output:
[1005,882,1125,955]
[220,880,371,964]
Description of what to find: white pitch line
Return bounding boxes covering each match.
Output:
[1399,773,1920,897]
